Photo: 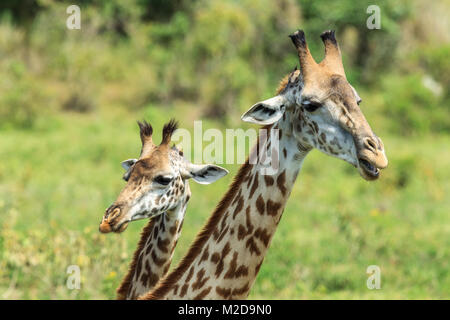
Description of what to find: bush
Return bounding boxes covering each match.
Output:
[417,45,450,97]
[380,73,450,135]
[163,0,302,118]
[0,59,49,129]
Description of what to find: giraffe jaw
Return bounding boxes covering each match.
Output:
[103,209,163,234]
[109,209,155,233]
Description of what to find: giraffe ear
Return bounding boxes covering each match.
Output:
[241,95,286,125]
[349,84,362,105]
[121,159,137,171]
[182,164,228,184]
[121,159,137,181]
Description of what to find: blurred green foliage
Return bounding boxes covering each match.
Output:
[0,107,448,299]
[0,0,450,134]
[0,0,449,299]
[0,0,447,132]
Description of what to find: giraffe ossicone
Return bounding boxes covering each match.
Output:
[138,29,388,300]
[98,119,228,299]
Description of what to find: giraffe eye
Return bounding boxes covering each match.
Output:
[302,101,321,112]
[154,175,173,186]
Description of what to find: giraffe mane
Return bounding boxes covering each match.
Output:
[276,67,299,95]
[276,74,291,95]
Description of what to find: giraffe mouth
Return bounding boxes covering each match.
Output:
[358,158,380,180]
[99,206,131,234]
[101,219,130,233]
[114,220,130,233]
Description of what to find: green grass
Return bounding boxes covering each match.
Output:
[0,104,448,299]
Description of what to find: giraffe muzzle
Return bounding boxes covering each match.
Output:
[99,219,113,233]
[356,135,388,181]
[99,206,127,233]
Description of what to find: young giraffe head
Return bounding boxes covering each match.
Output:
[99,119,228,233]
[242,30,388,180]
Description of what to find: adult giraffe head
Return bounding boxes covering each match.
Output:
[99,119,228,233]
[242,30,388,180]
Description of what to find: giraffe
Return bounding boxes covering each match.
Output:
[139,30,388,300]
[99,119,228,299]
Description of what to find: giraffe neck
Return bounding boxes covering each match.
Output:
[143,115,309,299]
[117,184,190,299]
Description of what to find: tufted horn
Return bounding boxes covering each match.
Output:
[319,30,346,77]
[289,30,318,82]
[137,120,154,158]
[160,118,179,146]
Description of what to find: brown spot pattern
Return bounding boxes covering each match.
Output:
[214,242,231,277]
[277,170,287,196]
[264,175,274,186]
[266,200,282,216]
[186,266,194,283]
[151,250,166,267]
[249,174,259,199]
[193,287,212,300]
[157,237,170,253]
[232,196,244,219]
[254,228,271,247]
[180,284,189,298]
[256,195,265,215]
[245,237,261,256]
[200,247,209,263]
[224,252,249,279]
[192,269,209,290]
[211,252,220,264]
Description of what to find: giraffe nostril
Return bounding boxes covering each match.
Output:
[105,205,121,222]
[109,208,121,221]
[364,137,377,152]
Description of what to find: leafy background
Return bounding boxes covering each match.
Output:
[0,0,448,299]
